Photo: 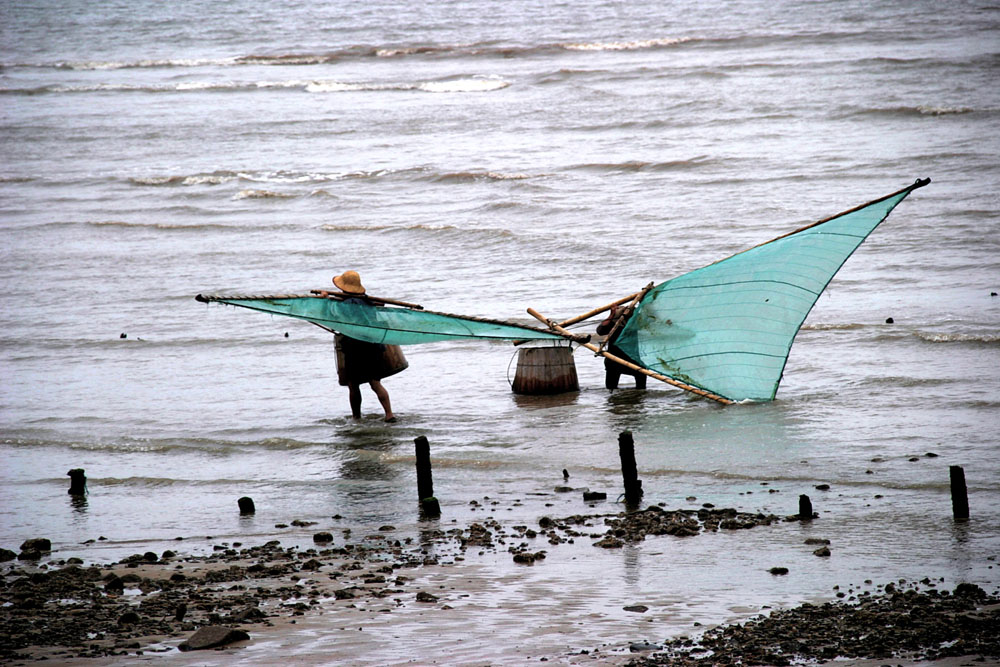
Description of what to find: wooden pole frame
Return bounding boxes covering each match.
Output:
[527,306,734,405]
[596,282,654,354]
[554,292,642,328]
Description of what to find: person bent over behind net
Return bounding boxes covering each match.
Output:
[596,305,647,391]
[327,270,408,422]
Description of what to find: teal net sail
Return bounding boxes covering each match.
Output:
[195,293,564,346]
[614,179,929,402]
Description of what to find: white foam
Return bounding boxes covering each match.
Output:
[561,37,688,51]
[305,81,369,93]
[418,77,510,93]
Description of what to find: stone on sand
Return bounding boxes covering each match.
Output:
[178,625,250,651]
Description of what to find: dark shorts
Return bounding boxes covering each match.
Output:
[335,334,408,385]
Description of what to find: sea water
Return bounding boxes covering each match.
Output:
[2,0,999,660]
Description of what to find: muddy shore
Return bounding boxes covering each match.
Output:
[3,497,998,665]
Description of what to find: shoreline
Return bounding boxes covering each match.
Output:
[3,493,999,665]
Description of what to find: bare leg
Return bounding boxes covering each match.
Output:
[348,382,362,418]
[634,373,647,390]
[370,380,395,421]
[605,369,621,391]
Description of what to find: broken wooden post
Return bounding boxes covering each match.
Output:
[414,435,440,517]
[618,431,643,506]
[238,497,255,515]
[950,465,969,520]
[798,494,813,521]
[67,468,87,495]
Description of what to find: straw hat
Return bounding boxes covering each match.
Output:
[333,270,366,295]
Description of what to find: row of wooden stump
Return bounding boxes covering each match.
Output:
[63,436,972,522]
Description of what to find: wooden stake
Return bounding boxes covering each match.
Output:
[950,465,969,521]
[415,436,434,500]
[526,307,734,405]
[67,468,87,496]
[618,431,643,506]
[798,494,813,520]
[414,436,441,517]
[238,497,255,515]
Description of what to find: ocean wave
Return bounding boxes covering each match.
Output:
[88,220,239,231]
[129,166,537,189]
[559,37,691,51]
[129,170,361,187]
[858,375,961,388]
[2,435,321,454]
[2,79,322,96]
[14,31,964,76]
[566,156,715,173]
[130,172,238,186]
[834,104,977,119]
[800,322,865,331]
[2,77,510,96]
[56,57,237,71]
[418,77,510,93]
[7,37,695,72]
[1,81,248,95]
[306,76,510,94]
[233,189,296,200]
[428,170,533,183]
[304,80,412,93]
[319,221,516,240]
[914,332,1000,345]
[7,334,308,353]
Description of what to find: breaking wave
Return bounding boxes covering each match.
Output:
[7,37,695,72]
[428,170,533,183]
[128,167,537,189]
[129,170,360,187]
[3,77,510,96]
[560,37,690,51]
[914,332,1000,345]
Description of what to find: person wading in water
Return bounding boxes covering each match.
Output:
[325,270,407,422]
[596,305,647,391]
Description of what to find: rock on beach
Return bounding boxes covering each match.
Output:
[178,625,250,651]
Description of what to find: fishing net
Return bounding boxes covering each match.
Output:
[206,296,564,345]
[614,182,925,402]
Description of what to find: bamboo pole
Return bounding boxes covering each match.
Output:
[512,291,644,346]
[555,292,642,328]
[596,282,654,354]
[310,290,425,310]
[714,178,931,263]
[526,307,734,405]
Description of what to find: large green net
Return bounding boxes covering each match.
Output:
[614,181,927,402]
[202,295,564,345]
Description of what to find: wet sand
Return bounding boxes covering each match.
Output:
[3,492,999,666]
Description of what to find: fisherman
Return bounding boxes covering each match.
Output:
[324,270,407,422]
[596,305,647,391]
